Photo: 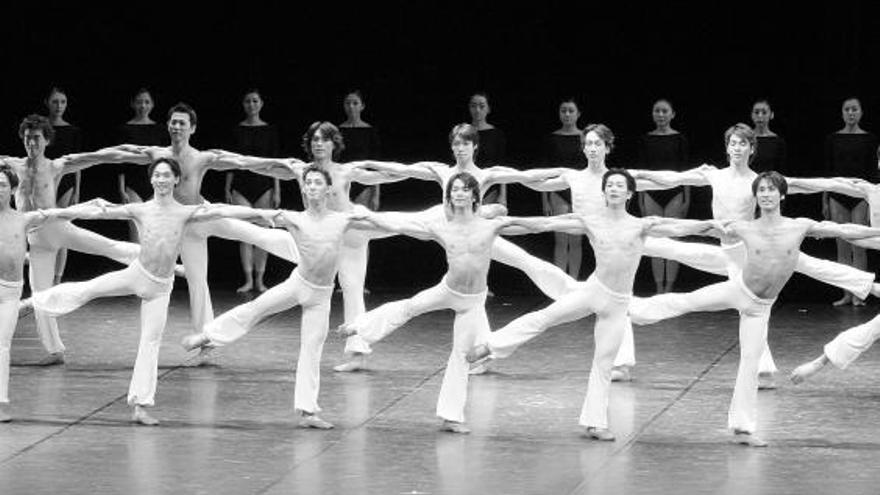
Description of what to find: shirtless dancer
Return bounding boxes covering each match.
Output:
[620,124,878,386]
[95,103,299,338]
[181,166,379,429]
[0,165,119,421]
[1,115,144,365]
[627,171,880,446]
[466,168,722,441]
[345,123,577,372]
[338,171,553,433]
[27,158,278,425]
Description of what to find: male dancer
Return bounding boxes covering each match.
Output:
[181,166,379,429]
[627,171,880,446]
[94,103,300,338]
[344,123,576,372]
[338,171,551,433]
[466,168,723,441]
[27,158,278,425]
[0,165,122,421]
[0,115,144,365]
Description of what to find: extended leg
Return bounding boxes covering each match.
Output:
[294,296,332,416]
[728,308,771,446]
[340,282,453,345]
[580,308,628,438]
[491,237,576,300]
[437,298,489,430]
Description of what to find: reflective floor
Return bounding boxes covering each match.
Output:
[2,290,880,494]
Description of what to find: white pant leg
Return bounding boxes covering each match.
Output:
[200,217,299,263]
[436,291,488,423]
[338,235,372,355]
[612,317,636,367]
[643,237,729,277]
[796,252,874,300]
[0,283,23,404]
[491,237,577,299]
[55,221,140,265]
[580,301,629,429]
[179,228,214,333]
[824,313,880,369]
[127,290,172,407]
[352,282,455,345]
[27,245,64,353]
[204,273,311,346]
[294,292,332,413]
[628,280,739,326]
[32,264,145,317]
[727,301,772,434]
[488,278,605,359]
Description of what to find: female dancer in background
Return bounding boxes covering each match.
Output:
[750,99,787,173]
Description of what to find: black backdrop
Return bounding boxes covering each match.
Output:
[3,2,878,299]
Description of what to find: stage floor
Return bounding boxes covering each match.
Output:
[2,290,880,495]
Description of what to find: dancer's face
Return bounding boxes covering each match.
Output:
[726,133,752,165]
[842,99,862,126]
[343,93,364,119]
[469,95,489,122]
[583,130,609,164]
[303,170,329,201]
[755,178,783,210]
[603,173,632,205]
[132,92,154,119]
[243,92,263,117]
[558,102,580,127]
[46,91,67,118]
[310,131,334,161]
[652,100,674,128]
[168,112,195,143]
[448,178,475,210]
[751,102,773,127]
[450,136,476,164]
[150,162,179,196]
[22,129,48,158]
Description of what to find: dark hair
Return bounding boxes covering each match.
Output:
[243,88,262,101]
[19,114,55,144]
[302,165,332,186]
[132,88,156,106]
[724,123,757,164]
[601,168,636,194]
[148,157,182,179]
[583,123,615,153]
[469,92,490,104]
[751,170,787,197]
[45,86,67,104]
[167,102,198,127]
[344,90,365,104]
[448,123,480,146]
[653,98,674,112]
[0,164,19,190]
[752,98,772,110]
[302,121,344,160]
[445,172,481,212]
[842,97,862,109]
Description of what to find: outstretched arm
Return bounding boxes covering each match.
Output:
[644,217,727,238]
[352,211,434,240]
[349,160,441,183]
[189,204,280,224]
[806,219,880,240]
[31,198,133,224]
[786,176,870,198]
[483,166,568,188]
[206,150,305,179]
[346,162,412,185]
[500,214,585,235]
[56,145,155,175]
[631,164,713,190]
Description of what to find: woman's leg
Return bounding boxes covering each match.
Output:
[642,193,667,293]
[829,198,856,305]
[294,294,332,415]
[230,190,256,293]
[662,191,688,293]
[53,187,75,284]
[437,296,489,426]
[252,189,274,292]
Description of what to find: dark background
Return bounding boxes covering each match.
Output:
[3,2,879,300]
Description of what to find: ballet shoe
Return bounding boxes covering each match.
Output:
[466,343,491,364]
[790,358,827,384]
[0,406,12,423]
[832,294,853,307]
[732,430,767,447]
[19,298,33,314]
[610,365,632,382]
[181,333,210,352]
[584,427,615,441]
[299,414,334,429]
[333,354,366,372]
[173,264,186,278]
[440,420,471,434]
[336,323,357,337]
[132,406,160,426]
[36,352,65,367]
[757,372,777,390]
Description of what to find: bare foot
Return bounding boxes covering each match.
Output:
[465,343,491,364]
[132,405,160,426]
[790,355,829,384]
[468,359,493,375]
[174,264,186,278]
[333,353,366,372]
[833,293,853,307]
[299,413,334,429]
[36,352,65,366]
[236,282,253,293]
[181,333,210,352]
[610,365,632,382]
[336,323,357,337]
[584,427,615,441]
[758,371,777,390]
[0,405,12,423]
[255,282,268,293]
[853,297,866,307]
[733,430,767,447]
[19,298,33,314]
[441,420,471,434]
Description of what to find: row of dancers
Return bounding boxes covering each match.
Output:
[1,107,879,448]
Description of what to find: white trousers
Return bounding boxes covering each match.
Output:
[629,274,774,434]
[0,279,23,404]
[28,219,141,354]
[824,313,880,369]
[32,260,173,407]
[181,217,299,333]
[204,269,332,414]
[348,279,488,423]
[487,275,630,429]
